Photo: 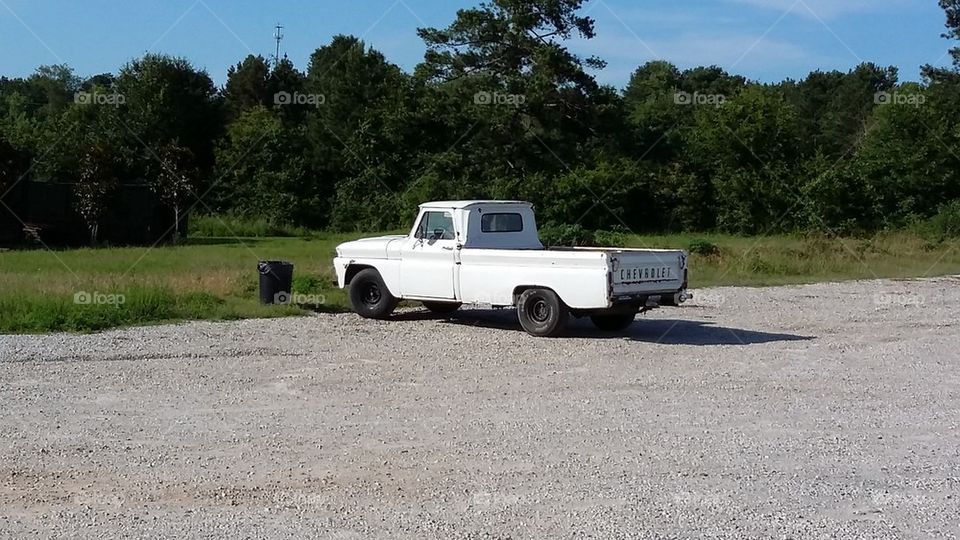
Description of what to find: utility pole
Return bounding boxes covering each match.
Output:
[274,23,284,65]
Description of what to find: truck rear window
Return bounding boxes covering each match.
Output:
[481,213,523,233]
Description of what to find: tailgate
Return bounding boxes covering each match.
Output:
[608,250,686,296]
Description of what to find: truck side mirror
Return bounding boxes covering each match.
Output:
[432,228,444,240]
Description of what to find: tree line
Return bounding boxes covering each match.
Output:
[2,0,960,243]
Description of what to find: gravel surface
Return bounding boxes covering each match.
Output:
[1,277,959,539]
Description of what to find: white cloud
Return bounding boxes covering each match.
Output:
[583,3,739,27]
[575,31,829,84]
[570,0,868,86]
[724,0,907,20]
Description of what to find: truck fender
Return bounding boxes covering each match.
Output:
[512,285,565,307]
[343,263,374,286]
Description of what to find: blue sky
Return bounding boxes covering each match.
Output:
[0,0,952,89]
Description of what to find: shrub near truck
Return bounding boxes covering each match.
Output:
[334,201,691,337]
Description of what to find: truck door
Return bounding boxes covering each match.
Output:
[400,210,458,299]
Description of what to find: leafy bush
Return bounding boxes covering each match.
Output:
[190,214,314,238]
[538,223,628,248]
[538,222,595,247]
[292,273,329,295]
[914,200,960,240]
[593,229,627,247]
[688,239,721,256]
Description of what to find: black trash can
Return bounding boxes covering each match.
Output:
[258,260,294,304]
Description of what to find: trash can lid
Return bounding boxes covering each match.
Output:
[258,260,293,274]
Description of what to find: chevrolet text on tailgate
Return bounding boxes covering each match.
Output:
[333,201,691,337]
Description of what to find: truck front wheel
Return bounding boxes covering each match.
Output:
[517,289,569,337]
[590,313,636,332]
[349,269,397,319]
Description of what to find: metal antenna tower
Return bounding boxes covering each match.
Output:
[274,23,284,65]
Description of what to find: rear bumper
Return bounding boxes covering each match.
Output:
[608,289,691,308]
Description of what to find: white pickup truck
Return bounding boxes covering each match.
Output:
[333,201,690,337]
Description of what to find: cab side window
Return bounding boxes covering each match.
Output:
[480,213,523,233]
[415,211,455,240]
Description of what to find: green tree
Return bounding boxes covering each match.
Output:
[799,154,880,233]
[149,142,199,243]
[786,63,897,157]
[303,36,410,229]
[74,142,121,244]
[223,55,272,119]
[0,66,85,170]
[623,62,745,164]
[924,0,960,80]
[525,158,655,231]
[623,61,685,162]
[116,54,223,180]
[305,35,405,143]
[688,85,804,233]
[268,57,308,125]
[214,106,317,227]
[413,0,610,191]
[680,66,747,97]
[28,65,81,121]
[81,73,117,91]
[417,0,604,86]
[14,78,128,188]
[852,83,960,227]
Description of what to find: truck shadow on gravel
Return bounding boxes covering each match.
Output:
[393,310,813,345]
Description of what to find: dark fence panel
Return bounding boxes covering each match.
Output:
[0,181,26,245]
[0,181,185,247]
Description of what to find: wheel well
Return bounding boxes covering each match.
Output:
[512,285,559,305]
[344,264,375,285]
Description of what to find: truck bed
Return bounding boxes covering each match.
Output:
[456,246,686,309]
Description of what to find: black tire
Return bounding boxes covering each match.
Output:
[348,269,398,319]
[590,313,636,332]
[422,301,462,315]
[517,288,569,337]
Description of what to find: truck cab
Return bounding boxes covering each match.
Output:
[399,201,542,299]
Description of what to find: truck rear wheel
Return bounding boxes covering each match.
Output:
[349,269,397,319]
[517,289,569,337]
[422,301,461,315]
[590,313,636,332]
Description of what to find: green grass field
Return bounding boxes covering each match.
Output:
[1,230,958,333]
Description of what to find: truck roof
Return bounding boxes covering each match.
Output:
[419,200,532,210]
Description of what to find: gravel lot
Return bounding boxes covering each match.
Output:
[1,277,959,539]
